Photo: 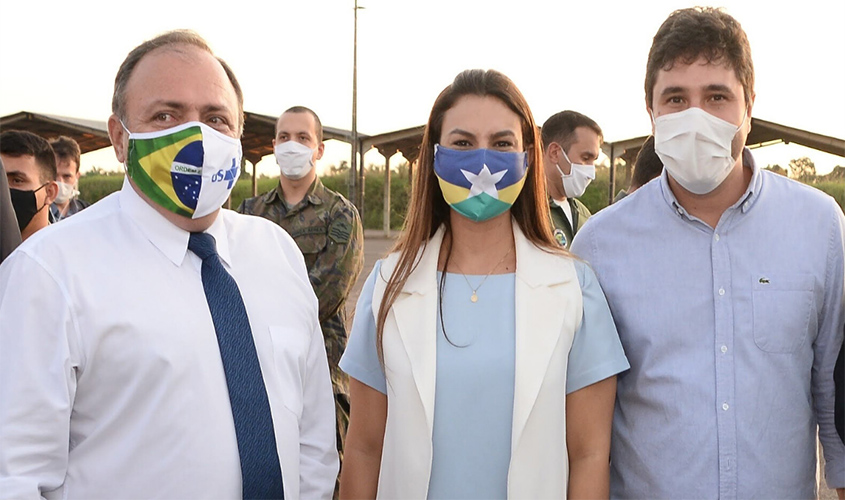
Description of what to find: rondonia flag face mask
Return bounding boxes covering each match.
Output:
[433,144,528,222]
[123,121,243,219]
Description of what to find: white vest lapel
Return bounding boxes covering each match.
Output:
[509,221,582,498]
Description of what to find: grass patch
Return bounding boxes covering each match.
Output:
[77,168,845,228]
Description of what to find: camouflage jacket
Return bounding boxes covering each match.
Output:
[237,178,364,396]
[548,196,592,249]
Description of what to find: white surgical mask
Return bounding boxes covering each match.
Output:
[53,181,78,205]
[653,107,745,195]
[122,120,242,219]
[556,147,595,198]
[275,141,316,180]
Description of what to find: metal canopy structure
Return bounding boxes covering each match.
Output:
[4,111,842,163]
[363,125,425,163]
[0,111,112,153]
[0,110,367,160]
[746,118,844,157]
[3,110,842,230]
[601,118,845,201]
[239,112,370,198]
[241,111,367,166]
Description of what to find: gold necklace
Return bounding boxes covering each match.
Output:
[451,246,514,303]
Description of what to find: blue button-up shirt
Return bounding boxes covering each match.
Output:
[571,149,845,499]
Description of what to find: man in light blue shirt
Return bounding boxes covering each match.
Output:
[571,7,845,499]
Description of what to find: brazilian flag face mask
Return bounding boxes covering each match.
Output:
[122,121,242,219]
[433,144,528,222]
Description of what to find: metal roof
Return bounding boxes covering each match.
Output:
[3,111,842,164]
[0,111,112,153]
[241,111,367,164]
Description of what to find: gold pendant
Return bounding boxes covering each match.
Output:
[471,291,478,303]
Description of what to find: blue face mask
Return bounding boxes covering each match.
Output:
[433,144,528,222]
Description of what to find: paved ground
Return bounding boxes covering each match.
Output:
[347,231,841,498]
[345,230,398,321]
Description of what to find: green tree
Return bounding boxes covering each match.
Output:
[764,164,787,176]
[321,167,411,230]
[789,157,816,181]
[330,160,349,175]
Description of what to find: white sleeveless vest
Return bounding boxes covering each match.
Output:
[371,222,583,499]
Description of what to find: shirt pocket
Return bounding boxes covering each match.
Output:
[752,273,815,353]
[268,325,310,418]
[290,228,327,269]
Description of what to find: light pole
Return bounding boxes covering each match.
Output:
[350,0,365,212]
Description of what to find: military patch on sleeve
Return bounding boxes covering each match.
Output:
[328,218,352,244]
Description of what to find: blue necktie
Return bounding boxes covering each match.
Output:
[188,232,285,500]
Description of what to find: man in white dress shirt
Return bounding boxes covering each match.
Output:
[0,30,338,499]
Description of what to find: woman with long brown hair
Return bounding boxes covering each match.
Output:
[339,69,628,499]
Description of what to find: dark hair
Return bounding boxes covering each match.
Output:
[540,110,603,153]
[112,29,244,134]
[282,106,323,143]
[0,130,57,183]
[375,69,562,360]
[630,136,663,190]
[49,136,82,173]
[645,7,754,109]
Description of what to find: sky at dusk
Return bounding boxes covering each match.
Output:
[1,0,842,176]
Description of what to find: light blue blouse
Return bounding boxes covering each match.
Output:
[339,259,628,499]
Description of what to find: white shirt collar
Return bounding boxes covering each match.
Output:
[117,177,232,267]
[552,198,574,226]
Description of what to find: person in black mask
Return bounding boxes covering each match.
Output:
[0,130,58,241]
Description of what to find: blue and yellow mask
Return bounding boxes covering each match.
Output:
[433,144,528,222]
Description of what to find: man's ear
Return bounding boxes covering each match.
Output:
[746,92,756,134]
[544,142,558,165]
[646,101,656,135]
[316,142,325,161]
[107,114,128,163]
[44,181,59,205]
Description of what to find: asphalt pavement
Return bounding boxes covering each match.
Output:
[345,230,398,322]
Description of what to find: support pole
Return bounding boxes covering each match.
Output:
[608,143,616,205]
[383,152,391,236]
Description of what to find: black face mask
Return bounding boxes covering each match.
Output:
[9,184,47,231]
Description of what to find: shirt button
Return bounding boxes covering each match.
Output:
[721,345,728,353]
[714,233,720,242]
[719,288,725,296]
[743,201,750,211]
[722,403,730,411]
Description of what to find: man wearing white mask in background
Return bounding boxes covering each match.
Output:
[238,106,363,495]
[571,7,845,498]
[48,136,90,222]
[540,110,602,248]
[0,31,338,499]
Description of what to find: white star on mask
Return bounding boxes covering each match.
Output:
[462,164,506,200]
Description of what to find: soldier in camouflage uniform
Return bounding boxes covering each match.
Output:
[540,110,603,248]
[237,107,363,491]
